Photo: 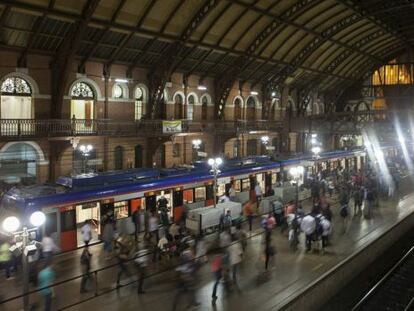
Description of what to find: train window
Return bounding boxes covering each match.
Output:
[183,189,193,204]
[272,173,277,185]
[195,187,206,201]
[130,198,145,213]
[217,184,225,196]
[242,179,250,191]
[45,212,57,235]
[61,210,76,232]
[234,180,241,191]
[114,201,129,219]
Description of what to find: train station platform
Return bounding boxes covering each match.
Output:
[1,178,414,311]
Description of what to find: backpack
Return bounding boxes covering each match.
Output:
[340,205,348,218]
[291,216,299,230]
[315,215,323,236]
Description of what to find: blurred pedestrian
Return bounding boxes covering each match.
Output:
[228,236,243,288]
[81,220,92,246]
[149,213,159,244]
[41,233,58,264]
[244,200,254,232]
[172,246,199,310]
[102,219,114,259]
[115,236,133,287]
[132,209,141,242]
[80,246,92,293]
[134,244,150,294]
[38,262,55,311]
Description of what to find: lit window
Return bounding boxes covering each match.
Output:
[1,77,31,95]
[113,83,123,98]
[195,187,206,201]
[71,82,94,98]
[135,87,144,120]
[114,201,129,219]
[173,143,180,157]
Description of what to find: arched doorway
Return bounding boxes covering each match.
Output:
[134,145,143,168]
[234,98,242,120]
[70,82,95,131]
[246,97,256,120]
[174,94,183,119]
[187,95,195,120]
[114,146,123,170]
[0,142,41,184]
[1,76,33,134]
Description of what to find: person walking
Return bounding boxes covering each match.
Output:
[115,237,132,287]
[320,216,332,253]
[148,213,160,244]
[132,209,141,242]
[81,220,92,246]
[134,244,150,294]
[244,200,254,232]
[300,214,316,252]
[102,219,114,259]
[41,233,58,264]
[80,246,92,293]
[211,253,223,305]
[353,186,363,216]
[38,262,55,311]
[255,182,263,209]
[228,236,243,288]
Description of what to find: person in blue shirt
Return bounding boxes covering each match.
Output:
[38,262,55,311]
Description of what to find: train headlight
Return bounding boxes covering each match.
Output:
[3,216,20,233]
[30,211,46,227]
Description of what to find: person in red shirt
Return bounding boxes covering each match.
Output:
[244,200,254,231]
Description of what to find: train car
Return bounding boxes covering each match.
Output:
[0,148,373,252]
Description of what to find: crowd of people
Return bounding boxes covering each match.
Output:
[0,158,406,310]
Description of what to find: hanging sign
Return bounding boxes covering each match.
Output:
[197,151,207,157]
[162,120,182,133]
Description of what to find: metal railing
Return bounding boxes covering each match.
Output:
[351,245,414,311]
[0,118,284,138]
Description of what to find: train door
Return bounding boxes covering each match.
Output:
[205,184,214,206]
[264,172,272,196]
[256,173,265,193]
[183,189,194,204]
[76,201,101,247]
[173,189,183,222]
[43,207,60,249]
[59,207,77,252]
[156,190,173,216]
[145,195,157,213]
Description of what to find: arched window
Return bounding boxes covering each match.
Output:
[234,98,242,120]
[70,82,95,130]
[201,95,208,120]
[187,95,195,120]
[135,87,145,120]
[1,77,31,95]
[0,142,39,184]
[114,146,123,170]
[1,77,32,117]
[71,82,94,99]
[174,94,183,119]
[246,97,256,120]
[112,83,124,99]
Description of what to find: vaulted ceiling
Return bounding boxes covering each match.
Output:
[0,0,411,93]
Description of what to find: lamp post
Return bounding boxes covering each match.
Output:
[208,157,223,208]
[289,166,304,208]
[192,139,202,161]
[261,135,270,155]
[79,144,93,174]
[3,211,46,311]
